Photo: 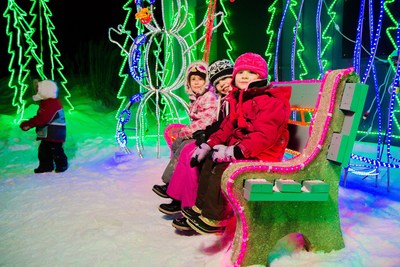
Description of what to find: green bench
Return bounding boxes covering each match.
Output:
[221,68,368,266]
[244,179,330,202]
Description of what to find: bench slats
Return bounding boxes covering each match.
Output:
[244,179,330,201]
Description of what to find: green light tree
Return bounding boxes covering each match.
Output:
[3,0,73,123]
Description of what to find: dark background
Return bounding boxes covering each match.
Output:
[0,0,128,79]
[342,0,400,58]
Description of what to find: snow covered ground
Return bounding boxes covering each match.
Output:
[1,99,400,267]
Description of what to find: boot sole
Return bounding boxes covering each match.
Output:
[152,188,170,198]
[181,208,200,220]
[186,217,225,235]
[34,169,54,173]
[172,220,192,231]
[158,206,181,215]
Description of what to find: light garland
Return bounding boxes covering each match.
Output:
[4,0,73,123]
[270,0,339,81]
[348,7,400,190]
[264,0,279,79]
[352,0,366,75]
[203,0,218,62]
[273,0,291,81]
[320,0,339,77]
[289,0,307,80]
[115,93,143,153]
[109,0,224,157]
[316,0,324,77]
[361,0,384,84]
[219,0,235,62]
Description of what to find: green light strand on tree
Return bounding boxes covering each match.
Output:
[4,0,73,124]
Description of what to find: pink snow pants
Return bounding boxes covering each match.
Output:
[166,140,199,208]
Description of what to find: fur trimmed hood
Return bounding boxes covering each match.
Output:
[184,60,210,96]
[33,80,59,101]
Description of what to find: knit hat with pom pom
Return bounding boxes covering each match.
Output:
[230,53,269,128]
[232,52,268,80]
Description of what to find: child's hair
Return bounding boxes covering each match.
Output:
[184,60,209,95]
[232,52,268,80]
[208,59,234,88]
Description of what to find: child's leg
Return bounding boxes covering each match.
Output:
[51,142,68,172]
[35,141,54,172]
[167,140,198,207]
[200,162,231,221]
[161,138,193,184]
[195,157,215,209]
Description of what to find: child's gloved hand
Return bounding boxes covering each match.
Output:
[190,143,211,167]
[193,130,206,146]
[20,122,31,131]
[212,145,236,163]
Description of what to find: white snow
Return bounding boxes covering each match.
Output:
[1,99,400,267]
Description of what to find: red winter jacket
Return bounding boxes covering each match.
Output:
[20,98,66,143]
[207,79,291,162]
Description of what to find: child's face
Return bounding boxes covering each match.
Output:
[215,77,232,96]
[190,75,206,94]
[234,70,260,90]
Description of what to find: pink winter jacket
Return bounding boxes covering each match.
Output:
[207,79,292,162]
[177,90,218,138]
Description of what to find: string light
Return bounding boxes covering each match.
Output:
[274,0,291,81]
[316,0,324,77]
[347,4,399,190]
[109,0,224,156]
[320,0,339,77]
[219,0,235,62]
[352,0,366,75]
[264,0,279,80]
[361,0,384,84]
[4,0,73,124]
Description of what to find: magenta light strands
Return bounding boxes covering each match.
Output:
[274,0,291,81]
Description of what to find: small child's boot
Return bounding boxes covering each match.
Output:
[55,164,68,173]
[34,166,54,173]
[54,151,68,173]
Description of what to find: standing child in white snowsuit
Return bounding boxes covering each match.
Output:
[20,80,68,173]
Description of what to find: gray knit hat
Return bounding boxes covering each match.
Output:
[208,59,234,87]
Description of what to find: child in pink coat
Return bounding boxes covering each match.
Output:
[152,60,218,210]
[163,59,234,230]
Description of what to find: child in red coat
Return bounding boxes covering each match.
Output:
[20,80,68,173]
[185,53,292,234]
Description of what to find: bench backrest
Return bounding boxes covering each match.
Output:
[271,80,321,153]
[221,69,369,267]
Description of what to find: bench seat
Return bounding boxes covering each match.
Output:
[221,68,368,266]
